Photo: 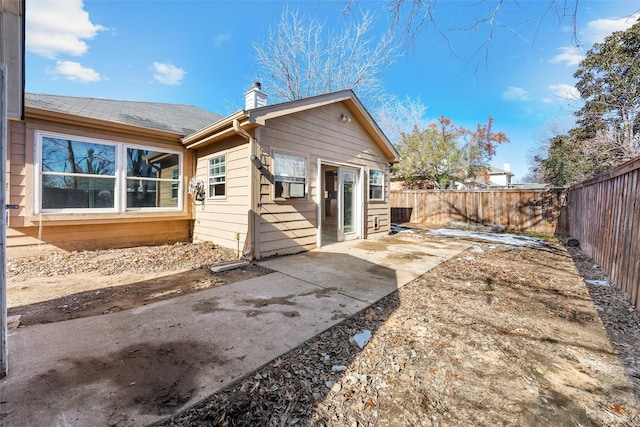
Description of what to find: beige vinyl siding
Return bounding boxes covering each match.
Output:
[192,136,250,253]
[6,118,193,254]
[257,102,391,257]
[366,168,391,235]
[258,201,317,257]
[157,165,179,207]
[8,120,27,226]
[367,202,390,233]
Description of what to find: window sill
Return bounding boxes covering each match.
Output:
[26,210,190,226]
[272,198,309,203]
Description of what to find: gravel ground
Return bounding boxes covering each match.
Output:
[7,242,270,326]
[7,241,237,278]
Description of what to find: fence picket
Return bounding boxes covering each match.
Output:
[568,157,640,310]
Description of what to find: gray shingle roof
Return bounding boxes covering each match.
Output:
[25,93,223,136]
[487,165,514,176]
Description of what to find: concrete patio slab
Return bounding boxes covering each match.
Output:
[0,233,469,426]
[259,233,470,303]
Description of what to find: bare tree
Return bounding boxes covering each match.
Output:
[253,8,399,106]
[375,95,428,145]
[345,0,582,57]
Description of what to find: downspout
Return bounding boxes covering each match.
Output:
[189,148,197,242]
[232,119,258,260]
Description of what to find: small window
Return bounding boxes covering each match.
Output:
[369,170,384,201]
[208,155,226,197]
[274,152,306,199]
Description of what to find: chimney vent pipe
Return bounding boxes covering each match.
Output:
[245,82,267,110]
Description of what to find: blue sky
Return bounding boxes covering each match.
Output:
[25,0,640,181]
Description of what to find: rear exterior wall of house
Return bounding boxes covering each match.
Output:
[255,102,391,258]
[190,135,250,257]
[7,117,194,257]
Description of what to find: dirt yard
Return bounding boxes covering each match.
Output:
[6,232,640,426]
[7,241,271,326]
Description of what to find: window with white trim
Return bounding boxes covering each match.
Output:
[274,152,307,199]
[36,131,182,213]
[369,170,384,201]
[208,155,226,197]
[126,148,180,208]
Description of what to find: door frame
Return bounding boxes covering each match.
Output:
[317,159,364,247]
[337,167,359,242]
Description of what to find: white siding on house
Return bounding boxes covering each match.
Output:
[490,173,509,187]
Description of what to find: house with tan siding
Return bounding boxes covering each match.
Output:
[7,93,222,256]
[7,86,399,259]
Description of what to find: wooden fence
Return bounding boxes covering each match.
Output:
[390,189,568,235]
[568,157,640,310]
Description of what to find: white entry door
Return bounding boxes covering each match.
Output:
[338,168,358,241]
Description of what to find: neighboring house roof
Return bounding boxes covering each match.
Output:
[513,183,551,189]
[487,166,514,177]
[183,90,400,163]
[25,93,223,136]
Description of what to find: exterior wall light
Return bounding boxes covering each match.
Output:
[340,113,351,123]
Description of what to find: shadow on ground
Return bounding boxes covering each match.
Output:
[8,264,272,326]
[567,246,640,401]
[154,291,401,426]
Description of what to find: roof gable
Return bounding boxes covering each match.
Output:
[183,90,399,162]
[25,93,222,136]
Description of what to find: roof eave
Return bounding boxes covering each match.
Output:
[182,110,250,149]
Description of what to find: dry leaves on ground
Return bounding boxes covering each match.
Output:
[159,237,640,427]
[7,241,238,277]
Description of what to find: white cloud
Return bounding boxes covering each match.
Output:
[550,13,640,67]
[26,0,105,59]
[501,86,531,101]
[152,62,186,85]
[47,60,101,82]
[582,13,640,45]
[548,84,580,101]
[550,46,585,67]
[213,32,232,48]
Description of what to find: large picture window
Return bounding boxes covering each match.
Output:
[369,170,384,201]
[208,155,226,197]
[36,132,182,213]
[274,152,307,199]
